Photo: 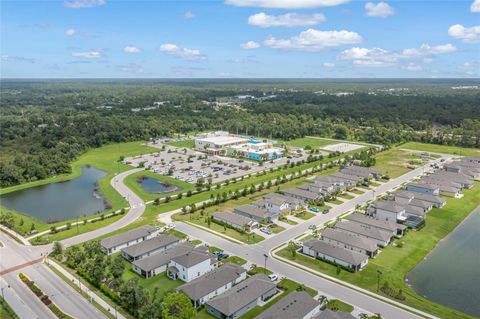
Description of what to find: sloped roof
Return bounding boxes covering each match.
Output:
[121,234,180,258]
[234,205,275,219]
[254,291,319,319]
[212,212,256,227]
[304,239,368,266]
[133,242,194,272]
[100,225,158,249]
[314,309,356,319]
[346,213,398,233]
[171,248,215,268]
[335,220,392,242]
[282,188,320,201]
[321,227,378,252]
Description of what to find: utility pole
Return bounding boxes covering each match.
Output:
[76,215,79,234]
[377,270,382,292]
[263,253,268,274]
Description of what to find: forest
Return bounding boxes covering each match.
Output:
[1,79,479,187]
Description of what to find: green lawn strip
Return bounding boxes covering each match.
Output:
[294,211,316,220]
[0,226,24,244]
[276,182,480,319]
[165,139,195,149]
[284,137,338,150]
[223,256,247,266]
[400,142,480,157]
[328,199,343,205]
[373,147,429,179]
[122,267,183,300]
[326,299,354,313]
[338,193,354,200]
[241,278,317,319]
[270,224,285,234]
[279,217,298,225]
[195,307,215,319]
[190,239,202,246]
[189,219,264,244]
[350,189,365,194]
[0,296,19,319]
[207,246,224,253]
[46,264,115,319]
[1,141,157,236]
[123,170,195,202]
[247,266,273,276]
[53,261,135,319]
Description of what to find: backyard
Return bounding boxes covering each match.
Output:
[373,147,427,178]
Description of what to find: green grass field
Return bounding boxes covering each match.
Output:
[277,182,480,319]
[0,141,157,236]
[284,137,337,150]
[401,142,480,157]
[165,139,195,149]
[123,170,195,202]
[373,147,427,178]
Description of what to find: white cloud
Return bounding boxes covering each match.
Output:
[1,55,35,63]
[225,0,349,9]
[340,44,456,68]
[65,28,76,36]
[323,62,335,68]
[404,62,422,71]
[471,0,480,12]
[71,50,103,58]
[123,46,141,53]
[448,24,480,43]
[159,44,206,60]
[365,2,394,18]
[263,28,362,51]
[116,63,143,73]
[241,41,261,49]
[184,11,195,19]
[64,0,106,9]
[248,12,326,28]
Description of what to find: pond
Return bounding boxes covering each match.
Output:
[137,176,182,194]
[0,167,108,223]
[406,206,480,317]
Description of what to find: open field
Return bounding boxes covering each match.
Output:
[401,142,480,157]
[123,169,195,202]
[277,182,480,319]
[0,141,156,236]
[165,139,195,149]
[373,147,427,178]
[284,137,337,149]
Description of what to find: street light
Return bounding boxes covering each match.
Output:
[263,253,268,274]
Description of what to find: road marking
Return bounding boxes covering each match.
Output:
[0,258,43,276]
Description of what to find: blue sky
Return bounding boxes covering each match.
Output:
[1,0,479,78]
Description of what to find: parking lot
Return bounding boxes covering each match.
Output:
[123,142,311,184]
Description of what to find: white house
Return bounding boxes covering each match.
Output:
[100,225,160,255]
[167,248,218,282]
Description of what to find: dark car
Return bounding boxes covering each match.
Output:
[381,176,390,180]
[322,209,330,214]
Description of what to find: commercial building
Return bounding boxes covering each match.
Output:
[254,291,321,319]
[100,225,160,255]
[206,274,277,319]
[195,131,248,155]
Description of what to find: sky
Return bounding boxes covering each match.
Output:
[1,0,479,78]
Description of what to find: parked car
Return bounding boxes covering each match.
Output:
[308,224,317,230]
[268,274,279,281]
[260,227,272,235]
[381,176,390,180]
[362,182,369,187]
[215,252,229,260]
[322,209,330,214]
[309,207,319,213]
[294,241,304,247]
[165,223,175,230]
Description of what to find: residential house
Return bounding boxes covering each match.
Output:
[177,263,247,307]
[302,239,369,271]
[347,212,406,237]
[254,291,321,319]
[263,193,305,210]
[425,171,473,189]
[331,172,364,183]
[369,200,407,223]
[419,179,461,197]
[121,234,180,261]
[313,309,356,319]
[340,165,379,179]
[211,212,258,232]
[206,274,277,319]
[334,220,392,247]
[100,225,160,255]
[392,190,445,208]
[406,183,440,196]
[132,242,194,278]
[234,205,277,223]
[320,227,379,257]
[445,164,480,180]
[281,188,322,204]
[167,247,218,282]
[253,196,291,214]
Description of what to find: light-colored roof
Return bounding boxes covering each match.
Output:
[178,263,246,301]
[314,309,356,319]
[171,248,215,268]
[321,228,378,252]
[281,188,320,201]
[254,291,319,319]
[403,204,426,217]
[393,190,445,205]
[407,183,439,191]
[132,242,194,272]
[347,213,400,233]
[206,274,276,316]
[264,193,303,206]
[100,226,158,249]
[212,212,256,227]
[335,220,392,242]
[372,200,405,214]
[304,238,368,266]
[121,234,180,258]
[196,135,248,146]
[234,205,275,219]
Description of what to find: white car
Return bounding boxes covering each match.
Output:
[166,223,175,230]
[268,274,278,281]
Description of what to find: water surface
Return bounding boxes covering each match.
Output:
[1,167,108,223]
[407,206,480,317]
[138,177,182,194]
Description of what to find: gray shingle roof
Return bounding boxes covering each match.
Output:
[132,242,194,272]
[408,183,439,191]
[254,291,319,319]
[321,227,378,252]
[335,220,392,243]
[178,263,246,301]
[100,225,158,249]
[120,234,180,258]
[281,188,320,201]
[372,200,405,214]
[314,309,356,319]
[206,274,276,316]
[234,205,275,219]
[212,212,256,228]
[346,213,399,233]
[304,238,368,266]
[393,190,445,205]
[264,193,303,206]
[171,248,215,268]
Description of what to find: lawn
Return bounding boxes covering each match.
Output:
[373,147,427,178]
[0,141,156,237]
[326,299,354,313]
[338,193,354,200]
[350,189,365,194]
[223,255,247,266]
[284,137,337,150]
[123,169,195,202]
[328,199,344,205]
[241,278,317,319]
[123,269,183,300]
[276,182,480,319]
[165,139,195,149]
[294,211,315,220]
[400,142,480,157]
[270,223,286,234]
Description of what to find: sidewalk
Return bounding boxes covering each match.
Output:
[0,224,31,246]
[47,259,126,319]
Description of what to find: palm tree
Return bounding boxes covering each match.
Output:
[318,295,328,307]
